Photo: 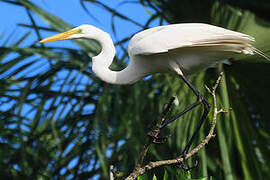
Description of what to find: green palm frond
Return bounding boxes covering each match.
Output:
[0,0,269,179]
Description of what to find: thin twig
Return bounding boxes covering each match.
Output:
[110,165,114,180]
[135,96,176,170]
[125,72,226,180]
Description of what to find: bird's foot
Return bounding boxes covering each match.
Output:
[176,152,199,171]
[147,128,170,144]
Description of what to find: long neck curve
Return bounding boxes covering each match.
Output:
[90,31,142,85]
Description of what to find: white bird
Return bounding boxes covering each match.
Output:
[40,23,266,165]
[40,23,261,85]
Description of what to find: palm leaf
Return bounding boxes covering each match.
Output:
[0,0,270,179]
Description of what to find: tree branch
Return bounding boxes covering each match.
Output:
[110,72,226,180]
[110,165,114,180]
[135,96,176,170]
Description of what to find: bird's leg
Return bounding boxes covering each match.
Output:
[160,74,210,170]
[177,157,198,171]
[160,101,202,129]
[178,74,210,160]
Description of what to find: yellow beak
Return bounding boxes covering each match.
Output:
[40,29,81,43]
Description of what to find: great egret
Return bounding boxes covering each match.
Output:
[40,23,266,166]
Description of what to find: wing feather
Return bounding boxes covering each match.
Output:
[128,23,254,56]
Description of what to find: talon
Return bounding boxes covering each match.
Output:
[177,153,199,171]
[147,128,160,138]
[152,136,167,144]
[180,159,198,171]
[147,128,170,144]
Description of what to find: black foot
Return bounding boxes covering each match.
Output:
[147,128,170,144]
[176,153,199,171]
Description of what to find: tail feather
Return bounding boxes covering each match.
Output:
[192,38,270,62]
[252,47,270,62]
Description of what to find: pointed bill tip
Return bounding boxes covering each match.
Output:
[39,29,81,43]
[39,33,70,43]
[39,38,49,43]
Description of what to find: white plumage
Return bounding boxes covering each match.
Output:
[40,23,267,159]
[128,23,254,56]
[40,23,260,84]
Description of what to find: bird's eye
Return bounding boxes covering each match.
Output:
[76,29,83,34]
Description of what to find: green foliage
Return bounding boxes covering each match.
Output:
[0,0,270,180]
[163,170,168,180]
[138,170,210,180]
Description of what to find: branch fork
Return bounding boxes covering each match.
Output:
[111,72,228,180]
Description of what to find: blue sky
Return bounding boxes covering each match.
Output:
[0,0,158,48]
[0,0,160,121]
[0,1,158,178]
[0,0,157,118]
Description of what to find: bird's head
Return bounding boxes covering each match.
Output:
[40,24,104,43]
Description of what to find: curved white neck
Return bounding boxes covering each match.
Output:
[91,32,142,85]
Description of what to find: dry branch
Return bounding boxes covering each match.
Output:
[111,72,226,180]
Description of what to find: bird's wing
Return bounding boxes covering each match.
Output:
[128,23,254,56]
